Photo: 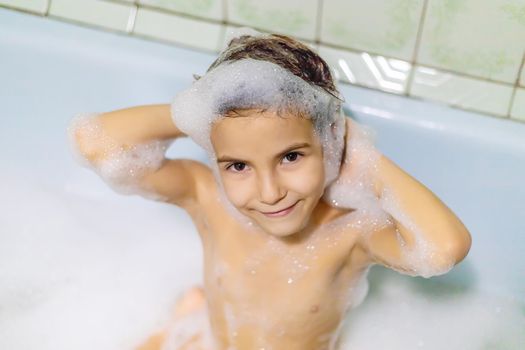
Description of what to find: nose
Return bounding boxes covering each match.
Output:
[257,169,286,206]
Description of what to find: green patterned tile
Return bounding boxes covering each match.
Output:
[410,65,514,117]
[49,0,134,32]
[510,88,525,121]
[0,0,47,13]
[228,0,318,40]
[321,0,424,61]
[418,0,525,83]
[134,7,222,52]
[138,0,223,21]
[219,25,317,53]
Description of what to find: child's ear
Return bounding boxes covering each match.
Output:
[329,117,345,137]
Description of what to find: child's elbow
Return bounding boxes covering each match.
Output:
[428,225,472,276]
[72,128,97,162]
[446,221,472,263]
[68,121,108,164]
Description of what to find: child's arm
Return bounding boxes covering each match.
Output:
[344,119,472,277]
[367,154,471,277]
[68,104,211,208]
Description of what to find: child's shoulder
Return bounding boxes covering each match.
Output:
[178,160,219,209]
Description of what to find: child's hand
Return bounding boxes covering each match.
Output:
[323,117,383,211]
[338,118,382,196]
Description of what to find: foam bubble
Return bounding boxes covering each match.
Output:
[66,112,174,201]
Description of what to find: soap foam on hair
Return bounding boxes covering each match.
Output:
[170,58,346,230]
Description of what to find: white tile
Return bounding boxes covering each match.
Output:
[0,0,47,14]
[228,0,318,41]
[219,24,316,53]
[510,88,525,122]
[321,0,424,61]
[138,0,223,21]
[49,0,134,32]
[410,66,514,117]
[319,45,412,94]
[219,24,267,51]
[134,7,222,52]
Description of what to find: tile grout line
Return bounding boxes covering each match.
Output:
[506,51,525,118]
[216,0,229,52]
[222,0,228,23]
[314,0,324,45]
[405,0,429,97]
[44,0,51,16]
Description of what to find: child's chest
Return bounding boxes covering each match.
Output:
[186,188,373,341]
[201,218,369,337]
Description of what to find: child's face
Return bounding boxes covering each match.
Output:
[210,108,326,237]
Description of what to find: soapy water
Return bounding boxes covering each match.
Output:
[1,146,524,349]
[1,176,524,350]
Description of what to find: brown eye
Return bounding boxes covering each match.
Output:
[227,162,246,172]
[283,152,302,163]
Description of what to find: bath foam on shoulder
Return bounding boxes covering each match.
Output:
[67,112,173,201]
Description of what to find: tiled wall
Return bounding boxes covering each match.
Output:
[2,0,525,123]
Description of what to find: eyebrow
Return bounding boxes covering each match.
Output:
[217,142,311,163]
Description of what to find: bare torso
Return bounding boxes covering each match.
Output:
[184,174,373,350]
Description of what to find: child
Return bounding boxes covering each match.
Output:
[67,33,471,350]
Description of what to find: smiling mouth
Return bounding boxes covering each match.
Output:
[261,201,299,217]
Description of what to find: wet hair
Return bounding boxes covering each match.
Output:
[205,33,343,116]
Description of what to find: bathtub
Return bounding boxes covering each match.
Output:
[1,7,524,350]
